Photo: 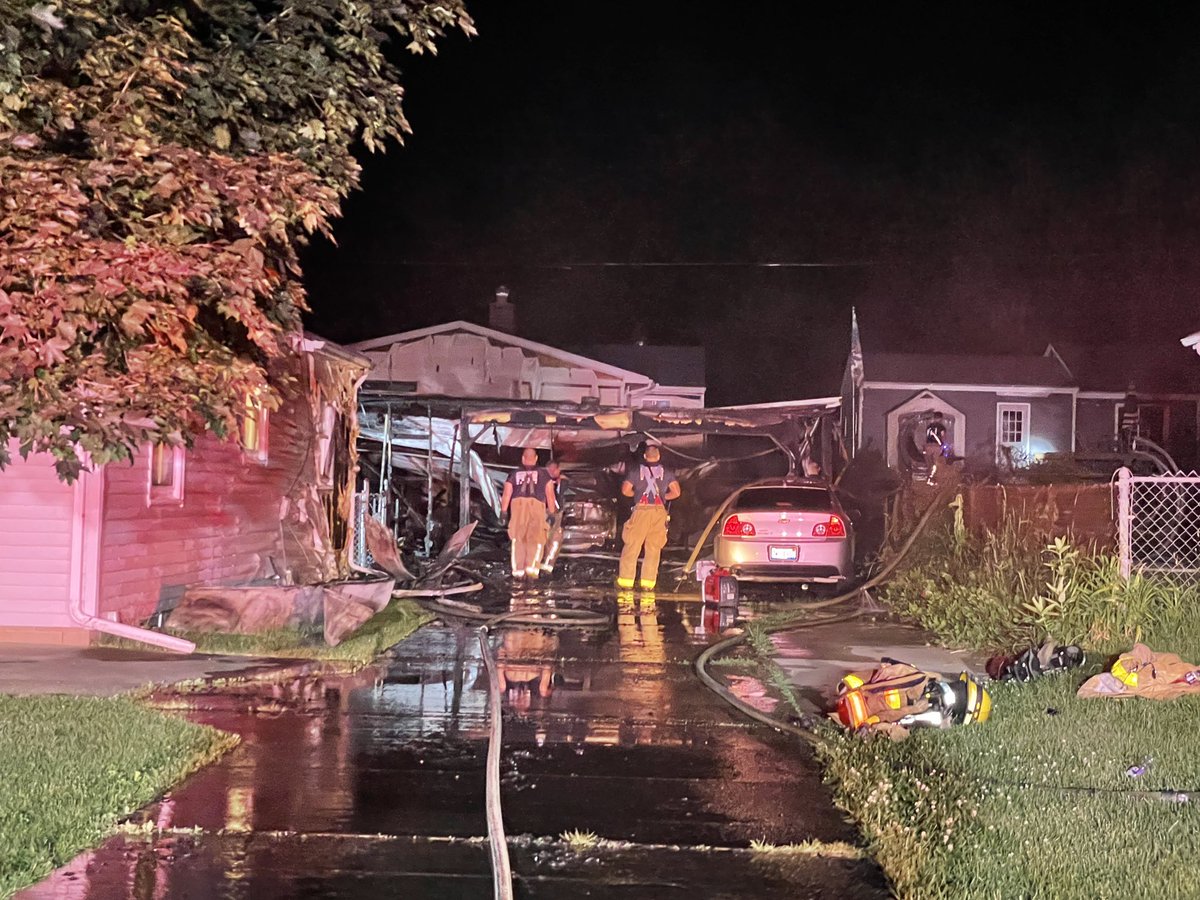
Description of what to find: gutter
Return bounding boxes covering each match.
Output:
[68,601,195,654]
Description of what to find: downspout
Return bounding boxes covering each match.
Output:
[68,467,195,654]
[68,600,195,654]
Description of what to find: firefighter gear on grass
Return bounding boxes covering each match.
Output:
[1078,643,1200,701]
[834,660,991,741]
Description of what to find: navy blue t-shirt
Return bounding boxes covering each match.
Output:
[507,465,550,501]
[623,463,677,505]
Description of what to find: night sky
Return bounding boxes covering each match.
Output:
[303,3,1200,404]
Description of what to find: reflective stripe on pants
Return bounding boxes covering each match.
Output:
[618,504,669,588]
[508,497,548,576]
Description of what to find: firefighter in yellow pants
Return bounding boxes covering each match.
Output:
[618,446,681,590]
[501,447,557,579]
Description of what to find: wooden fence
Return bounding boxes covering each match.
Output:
[959,482,1116,549]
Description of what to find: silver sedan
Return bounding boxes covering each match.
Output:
[712,480,854,586]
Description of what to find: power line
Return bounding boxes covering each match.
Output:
[347,260,878,269]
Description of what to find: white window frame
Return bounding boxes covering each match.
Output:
[146,442,186,506]
[996,402,1031,461]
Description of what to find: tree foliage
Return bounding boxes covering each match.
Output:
[0,0,474,478]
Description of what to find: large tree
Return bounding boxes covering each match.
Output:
[0,0,474,478]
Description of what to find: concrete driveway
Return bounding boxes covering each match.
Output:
[21,582,888,898]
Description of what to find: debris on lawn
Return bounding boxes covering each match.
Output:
[1078,643,1200,700]
[169,575,397,645]
[1125,756,1153,778]
[833,659,991,740]
[986,640,1086,682]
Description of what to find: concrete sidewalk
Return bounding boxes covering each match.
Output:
[0,644,289,696]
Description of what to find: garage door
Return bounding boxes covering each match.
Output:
[0,447,78,628]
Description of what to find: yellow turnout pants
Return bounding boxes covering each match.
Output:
[618,504,669,589]
[508,497,548,577]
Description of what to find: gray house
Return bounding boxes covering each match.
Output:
[842,342,1077,476]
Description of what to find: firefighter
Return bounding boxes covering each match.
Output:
[500,447,557,579]
[539,461,567,575]
[618,445,681,590]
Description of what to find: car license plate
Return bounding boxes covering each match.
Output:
[768,545,798,561]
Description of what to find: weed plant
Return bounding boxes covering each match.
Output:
[884,518,1200,658]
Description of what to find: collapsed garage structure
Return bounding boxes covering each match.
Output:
[353,391,845,563]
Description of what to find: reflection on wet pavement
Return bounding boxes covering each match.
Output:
[21,581,887,899]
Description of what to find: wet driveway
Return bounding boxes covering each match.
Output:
[21,581,887,898]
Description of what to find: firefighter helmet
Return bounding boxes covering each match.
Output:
[926,673,991,725]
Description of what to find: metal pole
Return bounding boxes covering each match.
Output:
[459,412,474,536]
[425,405,435,558]
[1117,466,1132,580]
[820,414,833,477]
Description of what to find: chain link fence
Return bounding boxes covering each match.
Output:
[351,485,387,569]
[1117,468,1200,579]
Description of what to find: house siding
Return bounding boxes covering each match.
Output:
[0,446,77,629]
[861,387,1075,467]
[97,433,291,623]
[96,350,357,625]
[1076,398,1119,453]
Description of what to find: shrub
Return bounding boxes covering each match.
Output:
[884,518,1200,658]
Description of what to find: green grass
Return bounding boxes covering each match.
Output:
[105,599,432,669]
[0,696,236,898]
[816,672,1200,898]
[808,514,1200,897]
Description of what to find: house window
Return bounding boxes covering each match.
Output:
[996,402,1031,462]
[241,394,269,463]
[146,442,185,504]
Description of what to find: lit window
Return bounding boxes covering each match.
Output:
[996,402,1031,461]
[146,442,185,504]
[241,394,269,463]
[151,443,174,487]
[1000,409,1024,443]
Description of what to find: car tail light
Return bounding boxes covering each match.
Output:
[813,515,846,538]
[722,515,756,537]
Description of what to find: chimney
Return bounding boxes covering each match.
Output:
[489,285,515,333]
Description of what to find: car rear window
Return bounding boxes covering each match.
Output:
[733,487,833,512]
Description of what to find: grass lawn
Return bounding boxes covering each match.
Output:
[105,599,432,669]
[816,667,1200,899]
[0,696,236,898]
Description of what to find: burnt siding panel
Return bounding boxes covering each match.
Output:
[97,387,315,623]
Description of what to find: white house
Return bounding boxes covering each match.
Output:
[351,320,704,410]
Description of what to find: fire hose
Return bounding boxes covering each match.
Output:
[693,483,959,742]
[418,600,614,900]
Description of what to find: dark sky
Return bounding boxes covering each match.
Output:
[303,2,1200,404]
